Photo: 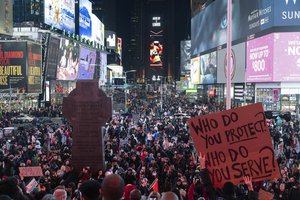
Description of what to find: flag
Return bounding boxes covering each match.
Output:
[149,178,159,193]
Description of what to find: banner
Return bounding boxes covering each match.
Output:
[99,52,107,85]
[190,57,200,84]
[188,103,280,188]
[26,178,38,194]
[27,42,42,93]
[19,166,43,177]
[79,0,92,40]
[274,0,300,26]
[200,52,217,84]
[0,41,27,91]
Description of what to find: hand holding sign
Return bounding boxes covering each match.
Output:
[243,176,253,191]
[188,103,280,188]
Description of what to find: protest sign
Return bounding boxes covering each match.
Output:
[258,189,273,200]
[19,166,43,177]
[188,103,280,188]
[26,178,38,194]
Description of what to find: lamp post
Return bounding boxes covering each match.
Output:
[155,76,166,111]
[124,70,136,113]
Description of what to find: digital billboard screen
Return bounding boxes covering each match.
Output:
[273,32,300,82]
[274,0,300,26]
[217,43,246,83]
[99,52,107,85]
[91,14,102,45]
[27,42,42,93]
[191,0,273,56]
[0,41,27,91]
[44,0,75,34]
[180,40,191,75]
[105,31,117,49]
[46,36,60,79]
[150,36,163,67]
[56,38,79,81]
[246,34,274,82]
[200,52,217,84]
[77,45,96,80]
[0,0,13,35]
[190,57,200,84]
[79,0,92,40]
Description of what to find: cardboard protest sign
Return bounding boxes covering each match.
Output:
[19,166,43,177]
[188,103,280,188]
[26,178,38,194]
[258,189,273,200]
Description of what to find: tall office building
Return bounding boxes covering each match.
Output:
[13,0,44,26]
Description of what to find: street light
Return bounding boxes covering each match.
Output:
[152,75,166,111]
[124,70,136,113]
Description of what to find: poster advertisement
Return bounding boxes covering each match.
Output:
[56,38,79,81]
[27,42,42,93]
[105,31,117,49]
[79,0,92,40]
[217,43,246,83]
[44,0,75,33]
[46,36,60,80]
[99,52,107,85]
[150,36,163,67]
[180,40,191,75]
[77,45,96,80]
[190,57,200,84]
[188,103,280,188]
[246,34,274,82]
[200,52,217,84]
[273,32,300,82]
[91,14,103,45]
[0,41,27,91]
[0,0,13,35]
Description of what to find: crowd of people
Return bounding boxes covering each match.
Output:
[0,89,300,200]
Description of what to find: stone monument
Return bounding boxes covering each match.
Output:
[63,80,112,174]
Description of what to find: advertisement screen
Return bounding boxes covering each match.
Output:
[273,32,300,82]
[217,43,246,83]
[27,42,42,93]
[79,0,92,40]
[190,57,200,84]
[91,14,103,45]
[191,0,273,55]
[0,42,27,91]
[200,52,217,84]
[0,0,13,35]
[150,36,164,67]
[56,38,79,81]
[274,0,300,26]
[107,65,123,78]
[180,40,191,75]
[246,34,274,82]
[44,0,75,34]
[46,36,60,79]
[105,31,117,49]
[99,52,107,85]
[77,45,96,80]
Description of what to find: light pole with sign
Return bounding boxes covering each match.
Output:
[124,70,136,112]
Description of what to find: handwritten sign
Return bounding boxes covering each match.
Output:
[258,189,273,200]
[188,103,280,188]
[19,166,43,177]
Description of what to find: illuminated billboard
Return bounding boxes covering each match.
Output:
[79,0,92,40]
[99,52,107,86]
[0,0,13,35]
[77,45,96,80]
[180,40,191,75]
[150,36,163,67]
[190,57,200,84]
[27,42,42,93]
[105,31,117,49]
[0,41,27,91]
[46,36,60,80]
[44,0,75,34]
[56,38,79,81]
[200,52,217,84]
